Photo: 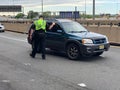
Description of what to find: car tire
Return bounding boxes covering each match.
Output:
[93,52,103,56]
[66,43,80,60]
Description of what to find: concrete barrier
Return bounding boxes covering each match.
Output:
[86,26,120,45]
[3,23,31,34]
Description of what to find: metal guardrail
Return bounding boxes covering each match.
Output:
[77,20,120,27]
[1,19,120,26]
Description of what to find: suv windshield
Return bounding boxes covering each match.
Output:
[61,21,87,33]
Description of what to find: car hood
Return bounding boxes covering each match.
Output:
[68,31,106,39]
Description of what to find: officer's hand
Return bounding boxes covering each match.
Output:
[30,35,32,40]
[49,22,55,30]
[52,22,55,26]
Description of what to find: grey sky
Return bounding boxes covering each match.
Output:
[0,0,120,14]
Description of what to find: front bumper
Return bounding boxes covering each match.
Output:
[0,26,5,32]
[80,43,110,55]
[0,29,4,32]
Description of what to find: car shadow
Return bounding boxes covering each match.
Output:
[46,49,67,59]
[46,49,107,62]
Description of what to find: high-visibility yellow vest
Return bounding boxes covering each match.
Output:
[34,19,46,32]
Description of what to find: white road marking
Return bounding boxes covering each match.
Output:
[1,80,10,83]
[30,79,35,82]
[0,35,27,42]
[24,63,31,66]
[77,83,87,87]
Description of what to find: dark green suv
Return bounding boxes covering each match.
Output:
[28,19,110,60]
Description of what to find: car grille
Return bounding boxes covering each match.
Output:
[93,38,106,44]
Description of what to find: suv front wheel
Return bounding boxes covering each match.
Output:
[66,43,80,60]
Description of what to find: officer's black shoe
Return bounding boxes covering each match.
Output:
[30,53,35,58]
[42,55,46,60]
[42,57,46,60]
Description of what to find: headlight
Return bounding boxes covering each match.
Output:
[82,39,93,44]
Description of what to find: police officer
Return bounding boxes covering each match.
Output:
[30,15,47,59]
[30,15,55,59]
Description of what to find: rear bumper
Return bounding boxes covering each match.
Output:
[80,43,110,55]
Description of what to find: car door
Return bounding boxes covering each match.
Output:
[46,22,66,50]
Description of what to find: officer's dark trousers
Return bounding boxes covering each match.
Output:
[31,30,46,59]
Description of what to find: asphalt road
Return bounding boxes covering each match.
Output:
[0,31,120,90]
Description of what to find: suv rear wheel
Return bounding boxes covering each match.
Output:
[66,43,80,60]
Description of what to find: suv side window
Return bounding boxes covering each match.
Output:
[46,22,62,33]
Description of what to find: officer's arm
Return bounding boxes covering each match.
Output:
[48,22,55,30]
[30,28,34,40]
[30,24,35,35]
[30,24,35,39]
[30,29,34,36]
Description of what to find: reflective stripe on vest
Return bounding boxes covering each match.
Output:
[34,19,46,32]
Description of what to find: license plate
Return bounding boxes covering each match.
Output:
[99,45,104,49]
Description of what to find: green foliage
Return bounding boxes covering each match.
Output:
[15,13,24,18]
[42,11,51,18]
[85,15,93,18]
[27,11,52,19]
[27,11,39,19]
[80,14,100,19]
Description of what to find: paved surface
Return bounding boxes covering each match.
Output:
[0,31,120,90]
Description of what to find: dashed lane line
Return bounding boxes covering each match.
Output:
[0,35,27,42]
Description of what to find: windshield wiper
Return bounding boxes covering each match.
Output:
[69,31,87,33]
[69,31,78,33]
[79,31,87,33]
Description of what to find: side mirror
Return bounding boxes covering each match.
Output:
[57,29,63,33]
[118,23,120,26]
